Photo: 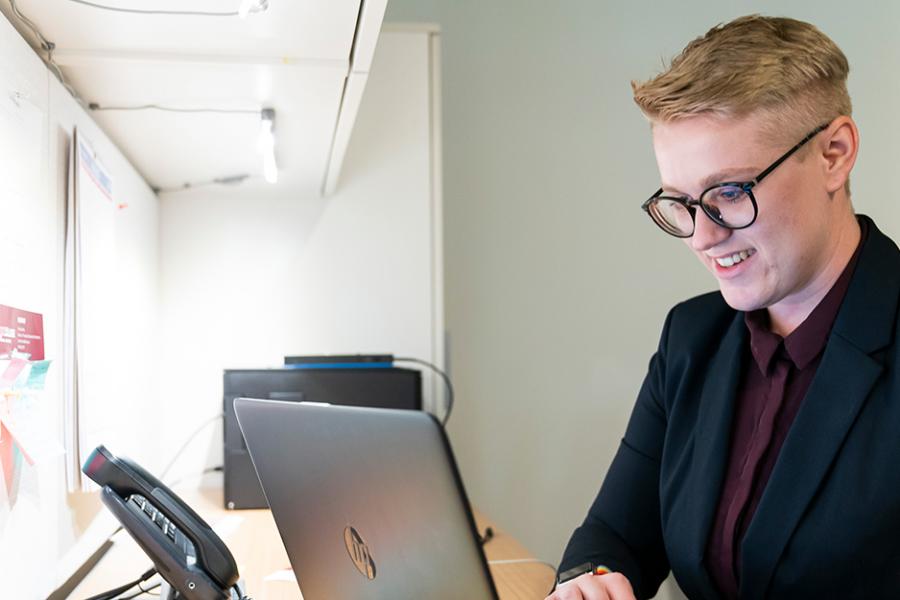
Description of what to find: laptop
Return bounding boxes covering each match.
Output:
[233,397,499,599]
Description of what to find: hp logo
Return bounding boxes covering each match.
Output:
[344,526,377,580]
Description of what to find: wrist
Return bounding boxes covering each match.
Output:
[556,561,613,586]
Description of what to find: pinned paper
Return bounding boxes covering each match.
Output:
[23,360,50,391]
[0,306,44,361]
[78,137,113,201]
[1,415,63,467]
[0,455,9,533]
[0,359,27,389]
[0,421,33,467]
[0,360,61,466]
[0,421,26,507]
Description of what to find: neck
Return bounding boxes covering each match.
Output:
[767,215,861,337]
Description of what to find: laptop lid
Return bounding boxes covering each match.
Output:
[233,398,498,600]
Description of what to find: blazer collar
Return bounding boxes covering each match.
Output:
[683,309,747,600]
[739,215,900,599]
[830,215,900,355]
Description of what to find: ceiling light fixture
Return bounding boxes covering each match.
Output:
[259,108,278,184]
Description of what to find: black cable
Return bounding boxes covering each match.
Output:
[393,357,455,426]
[160,413,225,479]
[233,581,253,600]
[83,417,225,597]
[479,526,494,546]
[88,103,260,115]
[88,105,261,194]
[46,46,75,95]
[152,174,252,195]
[8,0,51,49]
[8,0,83,102]
[64,0,268,17]
[82,566,156,600]
[118,581,161,599]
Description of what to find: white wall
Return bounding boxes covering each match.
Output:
[47,73,162,594]
[1,21,439,598]
[157,30,443,481]
[0,20,441,597]
[0,14,55,595]
[0,12,160,597]
[385,2,900,598]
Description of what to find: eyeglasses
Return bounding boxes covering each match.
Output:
[641,122,830,238]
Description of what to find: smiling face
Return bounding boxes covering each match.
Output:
[651,113,858,329]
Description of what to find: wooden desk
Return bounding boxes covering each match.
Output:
[69,477,554,599]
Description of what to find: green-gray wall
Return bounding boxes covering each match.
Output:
[385,2,900,596]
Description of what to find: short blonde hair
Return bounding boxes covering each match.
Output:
[632,15,851,144]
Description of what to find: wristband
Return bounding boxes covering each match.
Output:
[556,562,613,585]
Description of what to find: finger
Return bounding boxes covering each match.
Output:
[569,573,612,600]
[596,572,637,600]
[545,582,587,600]
[546,576,601,600]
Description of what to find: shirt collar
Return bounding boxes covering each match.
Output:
[745,217,869,373]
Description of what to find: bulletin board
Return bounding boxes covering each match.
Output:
[0,48,60,597]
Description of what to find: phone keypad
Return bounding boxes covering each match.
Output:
[128,494,196,560]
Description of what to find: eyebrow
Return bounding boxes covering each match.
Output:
[661,166,761,197]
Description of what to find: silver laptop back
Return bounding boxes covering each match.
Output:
[233,398,498,600]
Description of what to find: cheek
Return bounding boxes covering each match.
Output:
[752,193,808,259]
[762,202,816,257]
[759,176,817,233]
[751,222,813,286]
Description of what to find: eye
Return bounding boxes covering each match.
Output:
[711,186,747,203]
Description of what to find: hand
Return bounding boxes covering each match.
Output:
[544,571,637,600]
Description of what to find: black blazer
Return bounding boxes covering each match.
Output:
[559,216,900,600]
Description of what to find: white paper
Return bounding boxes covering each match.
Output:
[72,130,119,491]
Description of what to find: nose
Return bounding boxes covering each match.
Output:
[690,208,731,252]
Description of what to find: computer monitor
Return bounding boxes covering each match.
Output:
[223,367,421,509]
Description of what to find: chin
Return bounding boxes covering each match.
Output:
[718,287,765,313]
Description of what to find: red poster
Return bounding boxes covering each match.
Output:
[0,305,44,361]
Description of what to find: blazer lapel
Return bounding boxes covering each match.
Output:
[683,311,746,599]
[739,217,900,600]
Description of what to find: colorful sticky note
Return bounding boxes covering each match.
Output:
[0,359,27,389]
[0,421,24,507]
[23,360,50,391]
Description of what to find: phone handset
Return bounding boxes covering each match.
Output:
[83,445,242,600]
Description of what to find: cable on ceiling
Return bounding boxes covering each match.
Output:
[7,0,83,103]
[64,0,269,17]
[152,173,252,194]
[88,103,261,115]
[6,1,272,191]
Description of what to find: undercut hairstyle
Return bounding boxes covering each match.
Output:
[632,15,852,145]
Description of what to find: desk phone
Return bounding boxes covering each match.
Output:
[82,445,244,600]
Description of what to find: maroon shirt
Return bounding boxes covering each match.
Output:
[705,220,867,599]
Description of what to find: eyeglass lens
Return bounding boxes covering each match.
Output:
[651,185,754,237]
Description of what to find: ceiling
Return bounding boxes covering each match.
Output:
[0,0,387,197]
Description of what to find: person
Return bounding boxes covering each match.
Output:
[546,14,900,600]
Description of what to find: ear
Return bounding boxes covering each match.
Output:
[819,116,859,195]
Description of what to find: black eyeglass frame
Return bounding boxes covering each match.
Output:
[641,122,830,238]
